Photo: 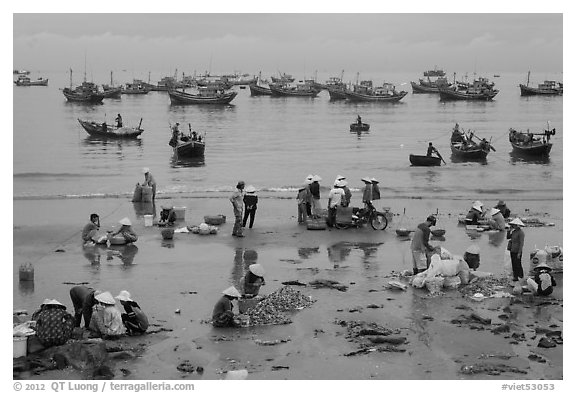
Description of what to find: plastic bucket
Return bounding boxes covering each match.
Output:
[174,207,186,220]
[13,336,27,358]
[144,215,153,227]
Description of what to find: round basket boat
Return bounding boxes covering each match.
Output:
[396,228,411,237]
[431,229,446,237]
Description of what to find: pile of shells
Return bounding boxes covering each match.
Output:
[244,286,315,326]
[459,276,510,298]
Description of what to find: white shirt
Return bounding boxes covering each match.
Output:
[328,188,345,208]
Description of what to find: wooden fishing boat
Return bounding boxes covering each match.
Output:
[327,85,348,100]
[410,76,451,93]
[174,140,205,158]
[122,80,150,94]
[438,77,499,101]
[519,71,562,96]
[101,86,122,98]
[14,75,48,86]
[168,86,237,104]
[101,71,122,98]
[269,83,320,97]
[409,154,442,167]
[509,127,554,156]
[450,125,493,160]
[78,118,144,138]
[62,69,105,103]
[249,83,273,96]
[350,122,370,132]
[345,81,407,102]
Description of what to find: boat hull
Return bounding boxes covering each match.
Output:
[168,89,237,105]
[269,85,319,97]
[122,88,150,95]
[102,87,122,99]
[438,87,498,101]
[174,141,205,158]
[63,89,105,103]
[78,119,143,138]
[249,83,273,96]
[409,154,442,166]
[327,87,348,100]
[450,143,490,160]
[510,142,553,156]
[350,123,370,132]
[345,90,407,102]
[410,81,440,93]
[519,84,562,96]
[14,79,49,86]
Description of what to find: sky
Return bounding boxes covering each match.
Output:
[12,13,563,78]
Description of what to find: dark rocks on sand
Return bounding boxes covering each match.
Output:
[491,324,511,335]
[537,337,557,348]
[308,279,348,291]
[460,363,527,375]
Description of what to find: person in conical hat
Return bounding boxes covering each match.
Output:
[230,181,246,237]
[141,168,157,200]
[466,201,484,225]
[507,217,526,282]
[243,264,266,298]
[495,200,511,219]
[242,185,258,229]
[488,207,506,231]
[527,257,556,296]
[31,298,74,348]
[361,177,373,210]
[111,217,138,244]
[90,292,126,338]
[309,175,322,218]
[115,290,149,335]
[463,244,481,270]
[333,175,346,186]
[212,286,241,328]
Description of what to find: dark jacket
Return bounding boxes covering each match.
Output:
[309,182,320,199]
[411,223,434,252]
[507,228,525,254]
[466,209,482,225]
[243,194,258,210]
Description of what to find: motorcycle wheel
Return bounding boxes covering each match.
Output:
[370,212,388,230]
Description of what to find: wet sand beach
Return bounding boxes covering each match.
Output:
[13,194,563,380]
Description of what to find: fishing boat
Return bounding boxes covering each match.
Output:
[62,69,105,103]
[249,72,273,96]
[152,72,186,91]
[101,71,122,98]
[350,122,370,132]
[271,72,295,84]
[509,126,554,156]
[327,85,348,100]
[14,75,48,86]
[410,70,452,93]
[169,125,206,158]
[168,85,238,105]
[519,71,562,96]
[450,124,493,160]
[13,69,30,75]
[269,82,320,97]
[438,77,498,101]
[409,154,442,166]
[78,118,144,138]
[122,80,150,95]
[345,81,407,102]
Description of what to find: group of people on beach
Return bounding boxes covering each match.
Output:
[229,180,259,237]
[409,199,556,297]
[26,287,149,351]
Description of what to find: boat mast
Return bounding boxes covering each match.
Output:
[527,71,531,86]
[110,71,113,86]
[83,52,87,83]
[69,68,73,89]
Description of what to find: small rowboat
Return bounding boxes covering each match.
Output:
[78,118,144,138]
[409,154,442,167]
[509,127,554,157]
[350,122,370,132]
[174,140,205,158]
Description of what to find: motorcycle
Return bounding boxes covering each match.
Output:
[333,204,388,230]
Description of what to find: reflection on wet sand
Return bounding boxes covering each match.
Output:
[326,241,384,269]
[106,244,139,267]
[297,247,320,259]
[133,201,156,218]
[19,280,35,296]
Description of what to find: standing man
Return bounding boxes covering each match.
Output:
[507,218,526,282]
[310,175,322,218]
[361,177,373,210]
[304,175,314,217]
[230,180,245,237]
[142,168,157,200]
[115,113,123,128]
[242,185,258,229]
[410,215,439,274]
[327,180,345,227]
